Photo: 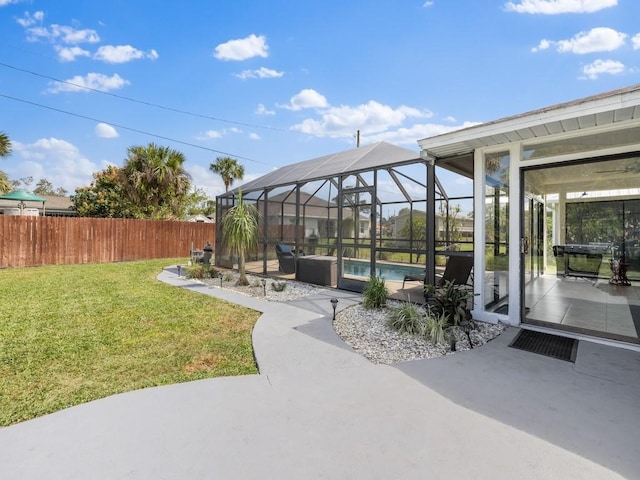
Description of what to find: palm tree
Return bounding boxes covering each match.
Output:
[0,131,11,158]
[121,143,192,219]
[0,132,12,194]
[0,171,11,194]
[210,156,244,193]
[221,191,259,286]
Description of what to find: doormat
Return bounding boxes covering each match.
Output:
[509,329,578,362]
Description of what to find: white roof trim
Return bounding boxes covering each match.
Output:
[418,84,640,158]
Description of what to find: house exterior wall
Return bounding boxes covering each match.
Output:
[471,121,640,328]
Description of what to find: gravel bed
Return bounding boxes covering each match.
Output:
[196,273,505,365]
[199,273,319,302]
[334,300,506,365]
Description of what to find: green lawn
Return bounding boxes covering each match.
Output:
[0,259,259,426]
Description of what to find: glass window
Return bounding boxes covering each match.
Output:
[484,151,510,311]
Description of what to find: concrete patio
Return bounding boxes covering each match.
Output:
[0,266,638,479]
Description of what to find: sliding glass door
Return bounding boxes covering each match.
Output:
[522,155,640,343]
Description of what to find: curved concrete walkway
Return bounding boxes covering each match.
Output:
[0,266,637,479]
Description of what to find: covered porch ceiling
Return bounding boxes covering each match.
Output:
[419,84,640,178]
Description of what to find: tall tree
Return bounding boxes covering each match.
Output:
[0,171,10,194]
[221,191,259,286]
[72,166,134,217]
[210,156,244,193]
[399,216,427,262]
[33,178,67,197]
[121,143,192,219]
[11,176,33,189]
[0,132,12,193]
[0,131,11,158]
[185,187,216,216]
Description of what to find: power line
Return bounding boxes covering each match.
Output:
[0,92,275,166]
[0,60,363,142]
[0,60,308,136]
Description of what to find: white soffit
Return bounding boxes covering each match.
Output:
[418,84,640,158]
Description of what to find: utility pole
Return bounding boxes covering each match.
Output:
[356,130,360,148]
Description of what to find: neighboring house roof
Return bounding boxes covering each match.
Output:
[394,209,473,236]
[186,214,214,223]
[231,142,421,194]
[0,195,75,215]
[263,191,338,219]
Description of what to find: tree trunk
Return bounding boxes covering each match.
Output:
[236,250,249,286]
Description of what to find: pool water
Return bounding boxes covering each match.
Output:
[343,259,424,282]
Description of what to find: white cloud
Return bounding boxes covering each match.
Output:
[27,23,100,44]
[1,0,25,6]
[633,33,640,50]
[255,103,275,115]
[280,89,328,111]
[290,100,433,138]
[195,128,242,141]
[249,133,261,140]
[17,11,100,45]
[234,67,284,79]
[95,123,118,138]
[505,0,617,14]
[213,34,268,61]
[47,73,129,93]
[54,45,90,62]
[423,1,434,7]
[580,58,625,79]
[366,121,481,147]
[443,116,457,122]
[196,130,223,140]
[533,27,627,54]
[94,45,159,63]
[55,25,100,43]
[10,138,106,193]
[16,10,43,27]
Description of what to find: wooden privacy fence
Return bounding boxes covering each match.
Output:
[0,216,216,268]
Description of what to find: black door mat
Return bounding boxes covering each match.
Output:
[509,329,578,362]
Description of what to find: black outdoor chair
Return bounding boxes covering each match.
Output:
[436,255,474,287]
[402,254,474,290]
[422,254,474,304]
[275,244,296,274]
[402,270,426,289]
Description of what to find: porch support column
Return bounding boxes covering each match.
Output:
[295,185,301,257]
[426,156,436,286]
[262,189,269,275]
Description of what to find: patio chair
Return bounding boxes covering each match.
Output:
[402,271,426,289]
[423,254,474,304]
[437,255,474,287]
[275,244,296,274]
[402,254,474,290]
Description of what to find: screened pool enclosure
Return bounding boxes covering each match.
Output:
[215,142,473,296]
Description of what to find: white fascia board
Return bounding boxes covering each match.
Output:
[418,87,640,154]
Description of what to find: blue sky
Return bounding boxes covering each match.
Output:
[0,0,639,200]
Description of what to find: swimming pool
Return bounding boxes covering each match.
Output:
[343,259,424,282]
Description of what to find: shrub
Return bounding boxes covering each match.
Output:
[250,278,262,288]
[388,302,426,335]
[425,310,450,345]
[223,272,234,282]
[362,275,388,309]
[424,280,474,326]
[184,264,218,279]
[271,281,287,292]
